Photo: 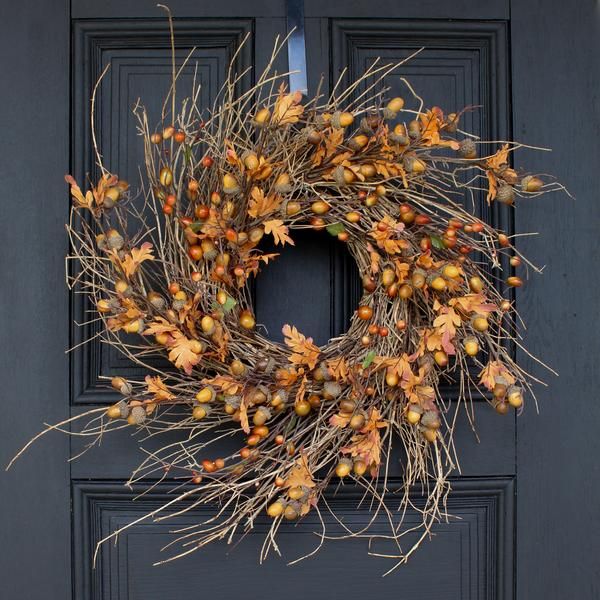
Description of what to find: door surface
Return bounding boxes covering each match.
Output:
[1,1,598,599]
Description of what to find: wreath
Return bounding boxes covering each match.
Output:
[12,25,566,571]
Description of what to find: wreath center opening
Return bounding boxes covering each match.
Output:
[253,229,359,346]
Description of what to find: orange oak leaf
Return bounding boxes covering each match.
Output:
[479,360,516,391]
[168,335,201,375]
[273,88,304,126]
[263,219,294,246]
[450,293,497,316]
[433,306,462,354]
[275,366,301,387]
[329,412,351,428]
[370,216,408,255]
[282,324,320,370]
[327,357,350,382]
[118,242,155,278]
[65,174,94,209]
[341,408,387,473]
[248,186,282,218]
[143,317,179,337]
[486,144,510,171]
[419,108,460,149]
[284,454,316,489]
[144,375,175,402]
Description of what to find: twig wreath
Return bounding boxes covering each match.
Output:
[10,12,568,573]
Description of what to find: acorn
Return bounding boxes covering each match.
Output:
[288,486,305,501]
[123,319,144,334]
[284,503,300,521]
[406,404,423,425]
[253,107,271,127]
[111,376,132,396]
[349,413,366,430]
[95,233,107,250]
[507,276,523,287]
[421,410,441,430]
[201,315,216,335]
[496,184,515,205]
[385,370,399,387]
[242,151,259,171]
[195,386,215,404]
[274,173,292,193]
[335,458,353,478]
[106,229,124,250]
[146,291,165,311]
[408,119,421,139]
[442,264,461,280]
[239,310,256,330]
[494,400,509,415]
[128,405,146,426]
[383,96,404,119]
[353,459,368,477]
[339,399,356,413]
[150,132,162,144]
[282,200,301,217]
[311,199,331,214]
[399,284,413,299]
[230,359,246,376]
[422,427,438,443]
[359,163,377,178]
[253,406,271,426]
[469,276,484,293]
[458,139,477,159]
[364,193,378,207]
[521,175,543,193]
[411,269,427,289]
[106,403,123,419]
[96,299,112,314]
[348,134,369,151]
[472,314,489,332]
[201,239,218,260]
[434,350,449,367]
[404,155,426,174]
[428,274,447,292]
[332,111,354,128]
[266,500,285,518]
[222,173,240,195]
[295,400,311,416]
[305,128,322,145]
[255,356,275,374]
[346,211,361,223]
[271,389,288,408]
[446,113,459,133]
[390,123,409,145]
[381,268,395,287]
[463,336,479,357]
[172,290,188,311]
[507,386,523,408]
[323,381,342,400]
[192,406,208,420]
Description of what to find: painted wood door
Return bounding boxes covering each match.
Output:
[1,1,597,598]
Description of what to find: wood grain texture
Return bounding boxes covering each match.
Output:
[0,1,71,598]
[511,2,600,598]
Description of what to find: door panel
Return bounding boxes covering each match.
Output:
[2,1,598,599]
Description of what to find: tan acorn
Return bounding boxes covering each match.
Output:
[383,96,404,119]
[472,314,489,332]
[253,107,271,127]
[359,163,377,178]
[434,350,449,367]
[463,336,479,357]
[222,173,240,194]
[507,386,523,408]
[496,184,515,205]
[323,381,342,400]
[96,299,112,314]
[521,176,543,192]
[406,404,423,425]
[331,111,354,128]
[495,400,509,415]
[428,274,447,292]
[192,406,208,420]
[201,315,216,335]
[128,405,146,426]
[458,139,477,159]
[348,134,369,151]
[230,359,246,376]
[411,269,427,289]
[381,268,396,287]
[311,199,331,214]
[159,166,173,187]
[335,458,353,478]
[421,410,441,430]
[507,276,523,287]
[390,123,409,145]
[106,404,123,419]
[106,229,124,250]
[349,413,366,430]
[408,119,421,139]
[404,155,427,174]
[274,173,292,193]
[422,427,438,443]
[353,459,368,477]
[442,264,461,280]
[253,406,271,426]
[196,386,215,404]
[469,276,484,293]
[493,377,509,399]
[201,239,218,260]
[242,151,259,171]
[295,400,311,416]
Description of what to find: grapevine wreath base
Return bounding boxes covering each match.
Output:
[11,19,566,573]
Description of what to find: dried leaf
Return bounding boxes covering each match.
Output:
[168,335,201,375]
[118,242,155,278]
[433,306,462,354]
[479,360,516,391]
[145,375,175,402]
[273,89,304,126]
[263,219,294,246]
[248,186,282,218]
[282,324,320,370]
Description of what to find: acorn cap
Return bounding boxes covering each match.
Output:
[130,405,146,425]
[323,381,342,399]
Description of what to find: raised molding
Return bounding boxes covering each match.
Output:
[70,19,253,404]
[72,477,514,599]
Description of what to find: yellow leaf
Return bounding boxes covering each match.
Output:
[144,375,174,402]
[118,242,154,278]
[168,334,201,375]
[282,324,320,370]
[284,454,316,489]
[248,186,282,218]
[202,374,242,396]
[273,89,304,126]
[263,219,294,246]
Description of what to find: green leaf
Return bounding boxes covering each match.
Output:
[221,296,237,313]
[326,222,346,236]
[430,235,445,250]
[362,350,376,369]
